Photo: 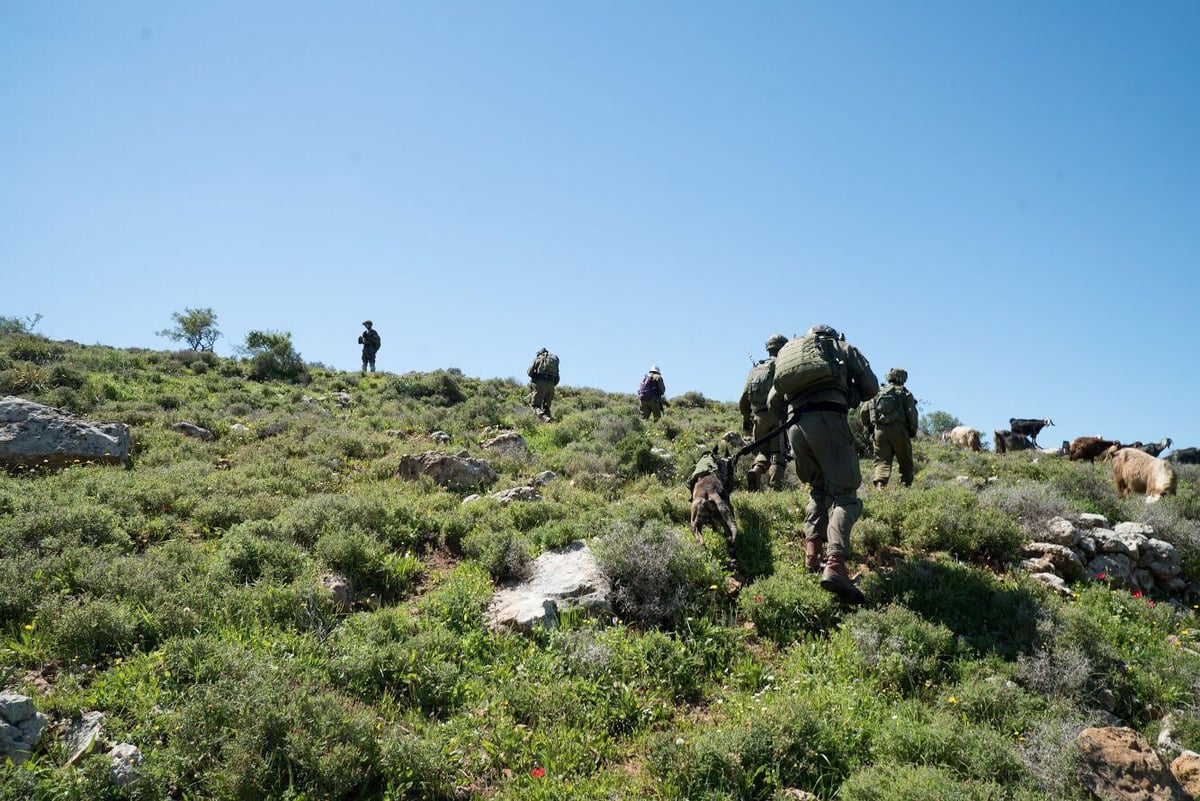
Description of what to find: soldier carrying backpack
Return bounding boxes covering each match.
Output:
[861,368,919,489]
[526,348,560,422]
[766,323,878,605]
[738,333,788,491]
[637,366,667,420]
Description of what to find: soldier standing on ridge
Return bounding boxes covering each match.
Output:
[358,320,381,374]
[862,368,919,489]
[526,347,560,422]
[767,323,878,604]
[739,333,788,491]
[637,366,667,420]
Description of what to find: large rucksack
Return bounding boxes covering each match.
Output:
[772,332,846,400]
[872,386,905,426]
[533,352,559,382]
[744,359,775,409]
[637,374,659,399]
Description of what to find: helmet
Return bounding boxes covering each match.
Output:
[362,320,373,327]
[649,365,660,374]
[807,323,839,338]
[886,368,908,385]
[765,334,787,352]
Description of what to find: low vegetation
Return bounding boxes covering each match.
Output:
[1,329,1199,800]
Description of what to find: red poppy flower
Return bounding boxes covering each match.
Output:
[530,767,546,778]
[1096,572,1107,580]
[1131,590,1143,599]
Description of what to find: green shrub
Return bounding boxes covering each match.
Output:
[243,329,308,383]
[898,484,1022,561]
[462,526,532,581]
[315,528,422,601]
[871,705,1029,785]
[420,563,493,633]
[594,519,709,628]
[216,527,309,584]
[391,370,467,406]
[841,604,959,695]
[739,572,842,646]
[839,763,1011,801]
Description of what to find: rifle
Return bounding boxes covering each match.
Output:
[730,407,802,471]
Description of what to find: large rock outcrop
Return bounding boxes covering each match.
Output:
[487,541,611,630]
[0,396,130,469]
[1077,726,1187,800]
[397,450,498,491]
[0,691,50,765]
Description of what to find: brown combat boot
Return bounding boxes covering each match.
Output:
[820,554,866,605]
[803,539,823,573]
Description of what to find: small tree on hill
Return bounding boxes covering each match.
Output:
[243,329,307,382]
[920,410,961,437]
[0,313,43,336]
[158,307,221,351]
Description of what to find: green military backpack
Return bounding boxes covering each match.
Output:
[772,332,846,400]
[872,386,905,426]
[745,358,775,409]
[535,352,560,382]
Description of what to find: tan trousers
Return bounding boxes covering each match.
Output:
[872,424,914,486]
[788,411,863,558]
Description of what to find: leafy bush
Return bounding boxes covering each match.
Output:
[391,370,467,406]
[462,526,532,581]
[739,572,842,646]
[980,482,1071,538]
[839,763,1012,801]
[243,329,308,383]
[594,519,710,628]
[895,484,1022,561]
[842,604,959,695]
[315,528,422,601]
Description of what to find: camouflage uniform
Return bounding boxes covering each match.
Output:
[358,321,381,374]
[768,324,877,603]
[527,348,559,421]
[864,368,919,488]
[739,334,788,491]
[687,451,718,491]
[637,367,666,420]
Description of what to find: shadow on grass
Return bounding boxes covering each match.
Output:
[865,557,1043,660]
[730,504,775,581]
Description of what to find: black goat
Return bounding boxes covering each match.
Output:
[1169,447,1200,465]
[994,429,1035,454]
[1009,418,1054,446]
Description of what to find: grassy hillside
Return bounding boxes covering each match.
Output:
[2,333,1199,800]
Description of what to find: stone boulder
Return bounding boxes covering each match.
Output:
[1170,753,1200,799]
[397,450,499,491]
[0,691,50,765]
[109,742,143,786]
[487,541,611,630]
[0,396,130,469]
[171,421,214,441]
[492,486,541,505]
[320,573,354,612]
[482,431,529,459]
[66,711,107,766]
[1023,542,1087,581]
[1077,726,1187,800]
[1041,517,1081,547]
[1077,512,1111,529]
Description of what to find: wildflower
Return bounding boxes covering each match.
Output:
[948,696,957,704]
[1096,572,1108,580]
[1132,590,1143,599]
[753,595,763,603]
[530,767,546,778]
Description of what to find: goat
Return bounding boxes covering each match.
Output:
[1168,447,1200,465]
[942,426,982,452]
[1067,436,1122,463]
[1009,417,1054,446]
[1136,437,1173,457]
[994,429,1035,454]
[689,453,738,546]
[1110,447,1177,503]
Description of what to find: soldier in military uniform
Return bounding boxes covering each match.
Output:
[768,324,878,604]
[862,368,919,489]
[637,366,667,420]
[358,320,381,374]
[526,347,560,421]
[739,333,788,491]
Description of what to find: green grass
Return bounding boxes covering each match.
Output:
[1,331,1198,799]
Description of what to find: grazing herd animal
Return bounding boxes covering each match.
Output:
[1008,418,1054,446]
[1134,437,1174,457]
[942,426,983,452]
[993,430,1035,454]
[1109,447,1177,502]
[1170,447,1200,465]
[1067,436,1122,463]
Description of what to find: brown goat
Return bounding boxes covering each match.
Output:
[1067,436,1121,463]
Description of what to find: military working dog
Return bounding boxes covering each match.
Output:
[689,454,738,546]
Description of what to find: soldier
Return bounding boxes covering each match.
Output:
[862,368,919,489]
[768,323,878,604]
[358,320,381,374]
[637,366,667,420]
[739,333,788,491]
[526,347,560,421]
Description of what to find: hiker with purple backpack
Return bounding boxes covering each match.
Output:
[637,366,667,420]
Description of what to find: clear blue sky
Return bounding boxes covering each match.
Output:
[4,2,1198,450]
